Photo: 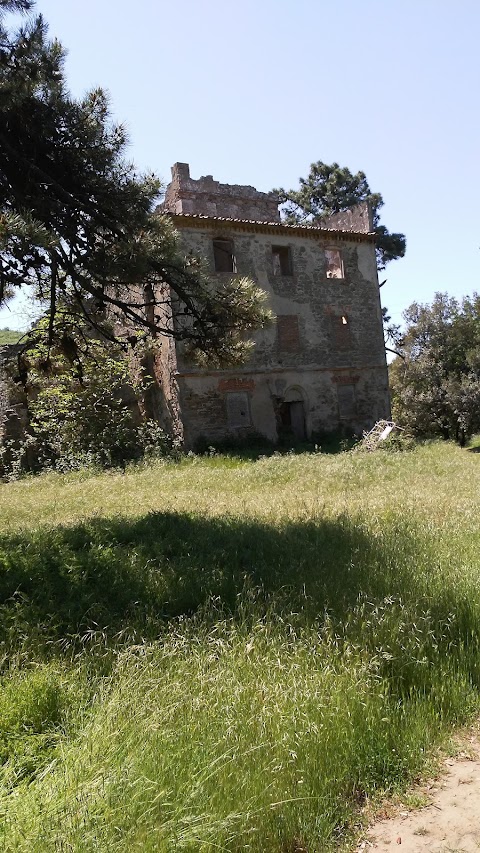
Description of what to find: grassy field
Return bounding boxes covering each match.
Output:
[1,441,480,851]
[0,329,22,345]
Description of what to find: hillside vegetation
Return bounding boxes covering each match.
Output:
[1,442,480,851]
[0,329,21,345]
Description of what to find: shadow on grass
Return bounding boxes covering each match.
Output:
[0,509,452,651]
[195,430,356,461]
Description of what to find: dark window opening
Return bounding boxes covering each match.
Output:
[213,238,236,273]
[272,245,293,276]
[279,400,306,440]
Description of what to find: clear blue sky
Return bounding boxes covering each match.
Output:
[2,0,479,332]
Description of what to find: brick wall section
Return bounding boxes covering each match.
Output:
[218,377,255,392]
[277,315,301,353]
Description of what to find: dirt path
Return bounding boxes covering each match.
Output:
[356,732,480,852]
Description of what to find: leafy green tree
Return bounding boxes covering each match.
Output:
[274,161,406,271]
[1,309,178,473]
[0,1,270,365]
[390,293,480,444]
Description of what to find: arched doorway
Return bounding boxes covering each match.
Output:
[279,387,307,441]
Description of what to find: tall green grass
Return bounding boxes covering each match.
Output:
[1,442,480,850]
[0,330,21,345]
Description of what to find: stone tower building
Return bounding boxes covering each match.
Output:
[158,163,390,448]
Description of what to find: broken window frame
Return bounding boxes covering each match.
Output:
[325,248,344,280]
[272,245,293,277]
[213,238,237,273]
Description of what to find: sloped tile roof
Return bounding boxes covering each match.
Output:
[162,211,375,241]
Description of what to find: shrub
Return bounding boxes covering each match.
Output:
[1,333,180,477]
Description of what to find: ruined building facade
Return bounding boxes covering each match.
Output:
[158,163,390,448]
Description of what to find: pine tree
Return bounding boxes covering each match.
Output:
[274,161,406,271]
[0,1,270,365]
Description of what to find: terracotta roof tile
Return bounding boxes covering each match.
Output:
[160,211,375,240]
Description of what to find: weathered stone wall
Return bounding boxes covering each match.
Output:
[110,281,184,441]
[177,365,390,446]
[161,163,280,222]
[322,202,373,234]
[148,327,184,443]
[172,220,390,447]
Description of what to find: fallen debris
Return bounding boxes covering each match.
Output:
[353,420,405,453]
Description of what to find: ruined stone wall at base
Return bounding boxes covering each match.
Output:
[176,365,390,449]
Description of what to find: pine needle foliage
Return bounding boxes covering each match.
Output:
[274,161,406,272]
[0,2,271,364]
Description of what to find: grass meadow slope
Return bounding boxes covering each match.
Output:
[0,441,480,851]
[0,330,21,345]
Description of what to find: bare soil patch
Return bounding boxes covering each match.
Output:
[356,730,480,852]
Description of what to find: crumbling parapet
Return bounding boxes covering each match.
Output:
[322,202,373,234]
[161,162,280,222]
